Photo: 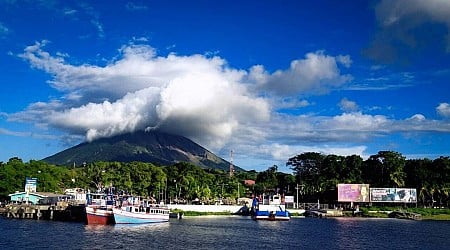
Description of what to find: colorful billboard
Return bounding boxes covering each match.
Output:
[338,184,370,202]
[370,188,417,203]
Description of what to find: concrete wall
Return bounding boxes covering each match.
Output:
[166,204,306,215]
[167,204,243,213]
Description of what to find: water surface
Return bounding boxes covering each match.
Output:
[1,216,449,249]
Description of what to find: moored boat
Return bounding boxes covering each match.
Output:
[85,193,115,225]
[113,196,170,224]
[251,194,290,221]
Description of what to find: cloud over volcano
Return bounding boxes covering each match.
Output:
[10,41,355,152]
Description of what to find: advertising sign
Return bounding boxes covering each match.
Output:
[284,196,294,203]
[370,188,417,203]
[338,184,370,202]
[24,177,37,193]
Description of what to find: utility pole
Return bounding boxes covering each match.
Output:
[238,183,240,199]
[174,179,178,204]
[229,149,234,177]
[295,183,299,209]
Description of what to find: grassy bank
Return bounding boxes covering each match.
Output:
[358,207,450,220]
[171,210,305,217]
[409,208,450,220]
[170,208,235,216]
[170,207,450,220]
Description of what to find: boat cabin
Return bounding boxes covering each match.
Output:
[259,194,284,205]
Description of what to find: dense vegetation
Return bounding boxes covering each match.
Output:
[1,150,449,208]
[286,151,450,207]
[0,157,256,204]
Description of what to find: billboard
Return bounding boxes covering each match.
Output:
[338,184,370,202]
[24,177,37,193]
[370,188,417,203]
[284,196,294,203]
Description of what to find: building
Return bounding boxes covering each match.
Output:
[243,180,256,186]
[8,192,72,205]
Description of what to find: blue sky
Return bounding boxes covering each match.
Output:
[0,0,449,172]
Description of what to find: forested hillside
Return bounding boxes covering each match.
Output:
[1,150,449,207]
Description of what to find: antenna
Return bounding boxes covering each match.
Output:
[229,149,234,177]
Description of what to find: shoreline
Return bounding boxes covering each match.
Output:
[172,209,450,221]
[177,213,450,220]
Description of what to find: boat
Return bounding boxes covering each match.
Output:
[113,196,170,224]
[251,194,290,221]
[85,193,116,225]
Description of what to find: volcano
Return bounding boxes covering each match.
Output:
[42,130,241,171]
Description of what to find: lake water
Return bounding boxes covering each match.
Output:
[1,216,450,249]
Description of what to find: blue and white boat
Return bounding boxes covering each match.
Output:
[113,197,170,224]
[251,194,290,221]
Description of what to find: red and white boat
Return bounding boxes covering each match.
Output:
[85,193,116,225]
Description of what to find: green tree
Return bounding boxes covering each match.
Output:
[255,165,278,192]
[405,158,433,205]
[343,155,363,183]
[286,152,325,197]
[432,157,450,207]
[362,151,406,187]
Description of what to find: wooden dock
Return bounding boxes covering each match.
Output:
[389,210,422,220]
[0,201,86,222]
[305,209,343,218]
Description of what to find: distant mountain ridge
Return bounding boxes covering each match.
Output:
[43,130,241,171]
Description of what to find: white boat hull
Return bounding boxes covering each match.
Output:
[113,206,169,224]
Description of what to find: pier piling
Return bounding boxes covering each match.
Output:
[0,202,86,222]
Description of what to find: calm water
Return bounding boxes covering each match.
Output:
[1,216,450,250]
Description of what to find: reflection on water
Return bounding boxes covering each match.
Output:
[85,222,170,232]
[84,224,114,231]
[2,216,450,250]
[113,222,170,232]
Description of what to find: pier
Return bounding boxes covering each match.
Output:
[388,210,422,220]
[0,201,86,222]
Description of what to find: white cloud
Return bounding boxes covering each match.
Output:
[0,128,30,137]
[368,0,450,62]
[9,100,65,129]
[336,55,352,68]
[91,19,104,38]
[49,87,161,141]
[274,98,310,110]
[10,41,450,168]
[14,42,270,147]
[0,127,57,140]
[377,0,450,28]
[257,143,367,162]
[64,9,77,16]
[251,51,353,95]
[326,112,389,131]
[126,2,148,11]
[339,98,359,112]
[437,102,450,118]
[408,114,426,121]
[0,22,9,37]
